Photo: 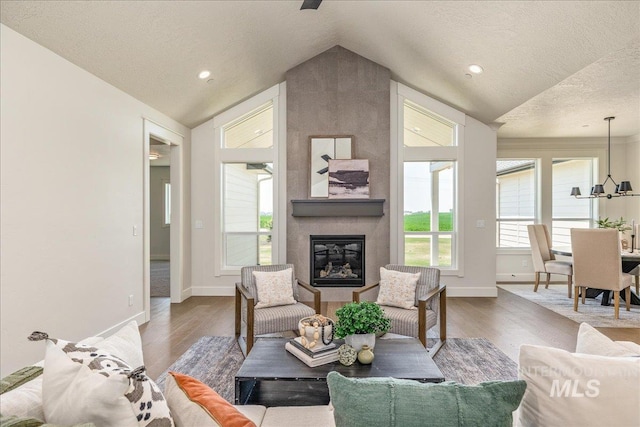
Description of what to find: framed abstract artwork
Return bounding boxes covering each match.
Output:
[328,159,370,199]
[309,136,354,198]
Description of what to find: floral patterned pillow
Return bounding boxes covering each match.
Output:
[376,267,420,310]
[253,268,297,308]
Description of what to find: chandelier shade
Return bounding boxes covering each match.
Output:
[570,117,638,199]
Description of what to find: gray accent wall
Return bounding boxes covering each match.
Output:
[286,46,391,301]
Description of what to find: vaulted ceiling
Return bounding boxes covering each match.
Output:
[1,1,638,138]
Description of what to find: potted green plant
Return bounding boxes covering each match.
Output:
[596,216,632,233]
[335,301,391,351]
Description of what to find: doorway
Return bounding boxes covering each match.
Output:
[149,137,171,297]
[144,119,184,322]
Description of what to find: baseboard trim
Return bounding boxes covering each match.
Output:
[446,287,497,297]
[96,311,146,337]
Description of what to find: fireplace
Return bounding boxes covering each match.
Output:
[310,235,365,287]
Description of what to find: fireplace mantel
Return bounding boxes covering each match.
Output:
[291,199,385,217]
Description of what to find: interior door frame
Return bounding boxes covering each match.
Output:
[143,119,185,321]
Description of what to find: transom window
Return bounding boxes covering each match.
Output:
[222,102,273,149]
[404,100,455,147]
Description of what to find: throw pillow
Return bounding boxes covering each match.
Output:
[164,372,256,427]
[575,322,640,357]
[30,332,173,427]
[327,372,526,427]
[518,344,640,427]
[252,268,297,309]
[375,267,420,310]
[91,320,145,368]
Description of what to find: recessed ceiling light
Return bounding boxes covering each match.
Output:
[468,64,484,74]
[198,70,211,79]
[149,153,160,160]
[412,127,421,133]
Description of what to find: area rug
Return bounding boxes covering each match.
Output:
[150,260,170,297]
[155,336,518,403]
[499,284,640,328]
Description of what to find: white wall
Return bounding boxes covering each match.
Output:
[625,135,640,227]
[0,25,190,376]
[496,137,636,282]
[150,166,170,259]
[443,116,498,296]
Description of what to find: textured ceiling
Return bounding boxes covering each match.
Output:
[1,1,638,138]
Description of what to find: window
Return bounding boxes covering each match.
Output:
[404,101,455,147]
[496,160,537,247]
[222,103,273,149]
[223,163,273,267]
[404,161,456,267]
[163,181,171,226]
[214,85,281,273]
[552,159,595,246]
[395,87,463,271]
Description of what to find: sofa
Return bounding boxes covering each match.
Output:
[1,322,638,427]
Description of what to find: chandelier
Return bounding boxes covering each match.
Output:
[570,117,638,199]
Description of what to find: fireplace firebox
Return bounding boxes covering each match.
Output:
[310,235,365,287]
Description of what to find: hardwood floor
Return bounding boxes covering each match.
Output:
[140,289,640,380]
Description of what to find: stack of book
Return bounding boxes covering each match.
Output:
[285,337,339,367]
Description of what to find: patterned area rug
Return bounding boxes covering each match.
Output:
[155,336,517,403]
[151,260,170,297]
[499,284,640,328]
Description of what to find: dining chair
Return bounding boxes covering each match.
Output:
[235,264,321,355]
[570,229,632,319]
[353,264,446,356]
[527,224,573,297]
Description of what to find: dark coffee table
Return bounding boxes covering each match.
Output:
[234,337,444,407]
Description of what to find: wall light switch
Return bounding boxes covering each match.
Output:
[133,225,138,236]
[128,295,133,306]
[476,220,486,228]
[195,220,204,229]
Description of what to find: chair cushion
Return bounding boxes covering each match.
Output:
[544,260,573,276]
[376,267,420,310]
[384,265,440,306]
[241,265,299,303]
[252,303,316,336]
[253,269,297,309]
[327,372,526,427]
[379,305,436,338]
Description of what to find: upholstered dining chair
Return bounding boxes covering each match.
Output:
[527,224,574,298]
[235,264,321,355]
[571,229,632,319]
[353,264,446,356]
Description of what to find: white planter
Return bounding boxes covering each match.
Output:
[345,333,375,352]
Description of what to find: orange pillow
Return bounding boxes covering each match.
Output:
[168,372,256,427]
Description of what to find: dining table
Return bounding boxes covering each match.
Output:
[551,247,640,306]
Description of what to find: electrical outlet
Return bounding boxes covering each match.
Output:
[128,295,134,306]
[521,260,528,267]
